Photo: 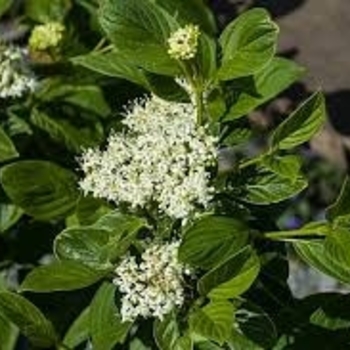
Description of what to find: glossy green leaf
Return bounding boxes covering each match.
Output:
[20,261,104,292]
[71,51,148,87]
[25,0,71,22]
[0,161,79,221]
[37,83,111,118]
[198,246,260,299]
[90,283,131,350]
[0,204,23,234]
[179,216,249,269]
[228,330,262,350]
[154,312,192,350]
[236,301,277,349]
[223,58,305,120]
[324,228,350,268]
[294,240,350,285]
[152,0,216,35]
[244,170,307,205]
[99,0,179,76]
[326,177,350,222]
[0,126,18,162]
[30,109,103,153]
[54,211,146,269]
[218,9,278,80]
[270,91,326,150]
[310,307,350,331]
[0,291,57,348]
[0,312,18,350]
[189,300,234,345]
[262,155,302,180]
[63,307,90,349]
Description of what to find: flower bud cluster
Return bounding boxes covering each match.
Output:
[167,24,200,60]
[29,22,65,51]
[113,241,185,322]
[79,95,217,219]
[0,44,36,99]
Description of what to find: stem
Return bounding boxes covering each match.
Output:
[195,88,204,125]
[264,229,327,241]
[93,38,107,52]
[238,156,262,170]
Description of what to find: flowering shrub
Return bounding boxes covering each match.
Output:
[1,0,350,349]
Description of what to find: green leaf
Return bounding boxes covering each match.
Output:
[218,9,278,81]
[324,228,350,268]
[326,177,350,222]
[294,240,350,285]
[152,0,216,35]
[244,169,307,205]
[72,51,148,86]
[0,0,11,17]
[262,155,302,180]
[228,330,262,350]
[0,161,79,221]
[20,261,104,292]
[0,204,23,234]
[30,109,104,153]
[90,283,131,350]
[54,211,146,269]
[37,83,111,118]
[63,307,90,349]
[0,291,57,348]
[197,34,217,82]
[270,91,326,150]
[179,216,249,269]
[25,0,71,22]
[235,301,277,349]
[154,312,192,350]
[310,307,350,331]
[0,126,18,162]
[99,0,179,76]
[223,58,305,121]
[0,312,18,350]
[189,300,234,345]
[198,246,260,299]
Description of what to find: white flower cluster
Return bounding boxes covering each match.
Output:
[113,241,185,322]
[79,95,217,219]
[0,45,36,99]
[167,24,200,60]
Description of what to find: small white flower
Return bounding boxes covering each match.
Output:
[79,95,217,219]
[0,44,37,99]
[167,24,200,60]
[113,241,185,322]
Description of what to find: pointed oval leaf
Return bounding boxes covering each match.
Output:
[20,261,105,292]
[294,240,350,285]
[198,246,260,299]
[179,216,249,269]
[99,0,179,76]
[90,283,132,350]
[63,307,90,349]
[270,91,326,150]
[218,8,278,80]
[0,291,57,348]
[0,126,18,162]
[71,51,148,87]
[223,58,305,121]
[189,300,234,345]
[54,212,146,269]
[0,161,79,221]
